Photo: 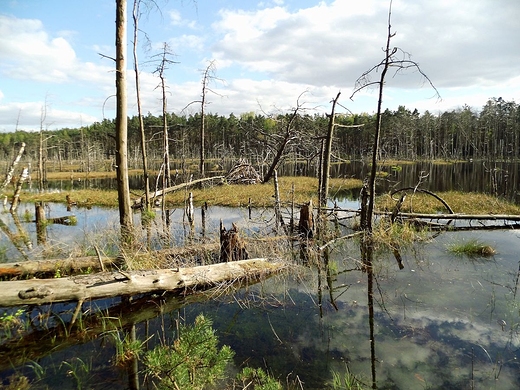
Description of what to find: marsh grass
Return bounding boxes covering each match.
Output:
[370,218,431,254]
[377,191,520,215]
[447,239,496,258]
[20,176,362,208]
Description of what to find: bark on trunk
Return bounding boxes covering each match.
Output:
[0,259,281,307]
[115,0,134,243]
[1,142,25,190]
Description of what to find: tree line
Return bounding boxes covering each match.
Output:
[0,97,518,173]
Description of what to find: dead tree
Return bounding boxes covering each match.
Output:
[10,167,29,212]
[199,60,221,177]
[115,0,135,244]
[219,220,249,262]
[262,92,308,183]
[132,0,153,211]
[152,43,177,228]
[2,142,25,191]
[320,92,341,208]
[350,0,439,233]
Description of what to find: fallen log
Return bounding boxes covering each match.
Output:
[0,288,235,371]
[0,255,125,279]
[133,175,224,208]
[0,258,283,307]
[375,211,520,221]
[0,243,222,279]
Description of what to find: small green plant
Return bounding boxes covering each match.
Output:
[329,368,367,389]
[54,268,62,278]
[144,314,234,390]
[61,357,92,390]
[141,209,156,226]
[235,367,283,390]
[448,239,495,258]
[0,308,26,339]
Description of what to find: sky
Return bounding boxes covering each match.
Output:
[0,0,519,132]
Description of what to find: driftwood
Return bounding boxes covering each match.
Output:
[0,258,281,307]
[220,221,249,262]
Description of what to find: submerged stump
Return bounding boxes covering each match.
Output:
[219,220,249,262]
[298,200,314,239]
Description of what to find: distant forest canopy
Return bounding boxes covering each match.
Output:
[0,97,518,166]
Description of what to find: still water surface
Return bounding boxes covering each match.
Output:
[1,162,520,389]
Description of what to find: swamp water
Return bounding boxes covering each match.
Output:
[0,201,519,389]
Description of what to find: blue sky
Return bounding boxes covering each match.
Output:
[0,0,519,132]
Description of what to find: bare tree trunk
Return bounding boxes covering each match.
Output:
[350,1,439,233]
[38,127,44,192]
[115,0,134,244]
[200,76,206,178]
[1,142,25,190]
[132,0,151,211]
[320,92,341,208]
[10,167,29,212]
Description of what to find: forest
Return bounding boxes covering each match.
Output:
[0,97,518,173]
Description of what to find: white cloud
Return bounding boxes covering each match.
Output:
[0,15,77,83]
[169,9,197,29]
[211,0,520,93]
[1,0,518,132]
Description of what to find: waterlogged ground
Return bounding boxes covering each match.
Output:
[1,204,520,389]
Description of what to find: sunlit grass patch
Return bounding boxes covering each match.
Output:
[165,176,363,208]
[447,239,496,258]
[19,176,363,208]
[376,191,520,215]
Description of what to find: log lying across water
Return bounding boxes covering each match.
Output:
[0,244,222,279]
[0,255,125,279]
[0,258,283,307]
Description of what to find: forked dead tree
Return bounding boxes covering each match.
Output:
[152,43,177,227]
[350,0,440,233]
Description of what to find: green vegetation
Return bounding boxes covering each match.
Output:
[447,239,496,258]
[20,176,362,208]
[235,367,283,390]
[329,369,367,389]
[0,309,26,340]
[377,191,520,215]
[0,98,517,165]
[144,314,234,390]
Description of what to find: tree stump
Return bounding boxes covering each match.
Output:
[298,200,314,239]
[219,220,249,262]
